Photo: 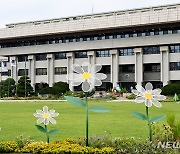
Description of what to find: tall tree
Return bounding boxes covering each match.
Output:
[17,76,34,97]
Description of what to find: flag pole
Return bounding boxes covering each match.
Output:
[0,59,2,98]
[25,56,27,97]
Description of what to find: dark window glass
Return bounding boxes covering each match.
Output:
[163,30,168,34]
[36,54,47,61]
[143,46,160,54]
[0,61,7,67]
[55,67,67,75]
[75,51,88,58]
[119,65,135,73]
[99,65,111,74]
[154,30,159,35]
[144,63,160,72]
[1,70,11,76]
[170,62,180,71]
[36,68,47,75]
[119,48,134,56]
[17,55,28,62]
[18,69,28,76]
[137,32,142,37]
[55,52,67,59]
[169,45,180,53]
[96,50,110,57]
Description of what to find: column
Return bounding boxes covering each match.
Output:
[134,48,143,86]
[28,55,35,90]
[67,52,74,91]
[88,51,96,65]
[160,46,169,86]
[47,54,54,87]
[10,56,18,84]
[110,49,119,88]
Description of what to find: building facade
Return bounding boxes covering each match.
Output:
[0,3,180,91]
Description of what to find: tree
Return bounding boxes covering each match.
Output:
[1,78,16,97]
[51,82,69,96]
[17,76,34,97]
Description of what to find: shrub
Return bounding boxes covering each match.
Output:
[126,93,136,99]
[51,82,69,96]
[162,83,180,96]
[1,78,16,97]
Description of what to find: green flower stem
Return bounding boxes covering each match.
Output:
[45,125,49,143]
[85,92,88,146]
[146,106,152,141]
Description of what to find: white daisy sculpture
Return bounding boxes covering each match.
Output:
[67,62,107,92]
[34,106,59,143]
[131,82,166,141]
[65,62,111,146]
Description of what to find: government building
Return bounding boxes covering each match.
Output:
[0,3,180,91]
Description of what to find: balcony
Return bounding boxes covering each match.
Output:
[143,72,160,81]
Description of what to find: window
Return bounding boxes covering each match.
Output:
[119,65,135,73]
[170,62,180,71]
[75,51,88,58]
[36,54,47,61]
[143,46,160,54]
[99,65,111,74]
[55,52,67,59]
[18,69,28,76]
[1,70,11,76]
[0,61,7,67]
[169,45,180,53]
[17,55,28,62]
[55,67,67,75]
[119,48,134,56]
[36,68,47,75]
[96,50,110,57]
[144,64,160,72]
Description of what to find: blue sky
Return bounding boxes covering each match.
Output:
[0,0,180,28]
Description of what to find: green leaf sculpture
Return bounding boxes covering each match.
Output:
[64,96,85,107]
[173,93,179,102]
[132,112,147,120]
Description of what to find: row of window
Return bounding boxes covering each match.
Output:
[1,27,180,48]
[2,62,180,77]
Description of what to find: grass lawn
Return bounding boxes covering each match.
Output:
[0,100,179,142]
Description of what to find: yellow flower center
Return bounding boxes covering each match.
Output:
[43,113,49,118]
[144,93,153,99]
[82,72,91,80]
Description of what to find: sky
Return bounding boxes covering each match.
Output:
[0,0,180,28]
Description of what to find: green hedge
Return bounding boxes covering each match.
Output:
[162,83,180,96]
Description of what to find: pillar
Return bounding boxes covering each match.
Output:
[47,54,54,87]
[28,55,35,90]
[110,49,119,88]
[134,48,143,86]
[67,52,74,91]
[160,46,169,86]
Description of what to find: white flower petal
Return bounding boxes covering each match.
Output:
[82,81,91,92]
[66,73,82,80]
[49,118,56,124]
[152,89,162,95]
[82,62,91,72]
[44,118,49,125]
[136,85,145,93]
[93,78,102,86]
[71,77,84,86]
[95,73,107,80]
[145,99,152,107]
[151,98,162,108]
[132,89,139,96]
[43,106,48,113]
[145,82,153,91]
[37,117,45,124]
[91,64,102,73]
[154,95,166,100]
[36,110,44,114]
[135,97,145,103]
[50,113,59,117]
[34,113,43,118]
[48,110,55,114]
[72,64,84,74]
